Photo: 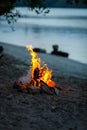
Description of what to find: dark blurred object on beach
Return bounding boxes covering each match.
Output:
[33,48,46,53]
[0,46,4,58]
[51,45,69,58]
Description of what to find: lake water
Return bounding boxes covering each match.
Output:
[0,8,87,64]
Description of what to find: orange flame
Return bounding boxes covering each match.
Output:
[26,45,56,88]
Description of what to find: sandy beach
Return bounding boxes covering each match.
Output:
[0,42,87,78]
[0,42,87,130]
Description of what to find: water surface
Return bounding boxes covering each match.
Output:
[0,8,87,64]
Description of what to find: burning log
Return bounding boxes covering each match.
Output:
[14,77,59,95]
[40,80,59,95]
[28,86,41,94]
[14,45,59,95]
[14,71,59,95]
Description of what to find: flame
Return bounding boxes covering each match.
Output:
[26,45,56,88]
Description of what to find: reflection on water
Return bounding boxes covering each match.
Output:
[0,8,87,64]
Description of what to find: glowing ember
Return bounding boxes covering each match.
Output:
[26,45,56,88]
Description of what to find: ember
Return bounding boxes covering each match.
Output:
[14,45,58,94]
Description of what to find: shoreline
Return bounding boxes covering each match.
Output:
[0,42,87,79]
[0,41,87,65]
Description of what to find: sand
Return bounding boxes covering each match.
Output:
[0,42,87,130]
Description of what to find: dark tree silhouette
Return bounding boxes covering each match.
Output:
[83,0,87,4]
[0,0,85,24]
[66,0,73,5]
[0,0,47,16]
[0,0,83,16]
[0,0,16,15]
[0,0,48,24]
[0,0,19,24]
[75,0,79,5]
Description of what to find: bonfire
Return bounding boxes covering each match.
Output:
[14,45,59,94]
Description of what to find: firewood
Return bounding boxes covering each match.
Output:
[28,86,41,94]
[13,76,59,95]
[41,84,51,94]
[40,80,49,87]
[40,80,59,95]
[13,81,28,93]
[40,80,53,94]
[54,87,59,95]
